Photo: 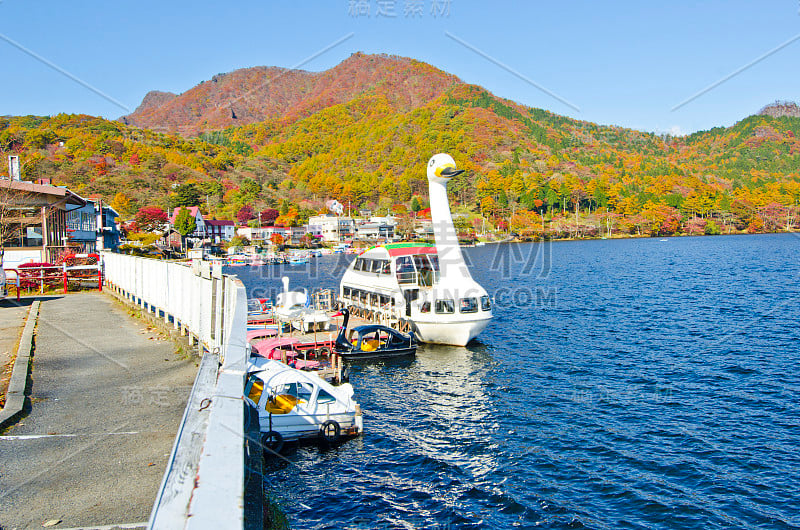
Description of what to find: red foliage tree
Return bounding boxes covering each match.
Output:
[259,208,279,226]
[134,206,168,232]
[237,205,255,224]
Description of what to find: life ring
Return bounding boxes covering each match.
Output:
[319,420,341,444]
[261,430,284,454]
[317,346,331,356]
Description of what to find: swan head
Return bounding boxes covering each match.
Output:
[427,153,465,184]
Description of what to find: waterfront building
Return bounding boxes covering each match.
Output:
[205,219,236,244]
[307,214,355,242]
[0,178,85,267]
[66,197,121,252]
[236,226,306,245]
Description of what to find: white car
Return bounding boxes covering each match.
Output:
[244,359,362,452]
[0,266,6,301]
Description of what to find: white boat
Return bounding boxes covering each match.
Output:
[274,276,331,332]
[287,251,310,265]
[338,154,492,346]
[245,359,362,449]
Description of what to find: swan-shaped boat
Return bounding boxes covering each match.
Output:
[338,154,492,346]
[274,276,330,332]
[332,307,416,359]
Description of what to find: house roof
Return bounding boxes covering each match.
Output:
[169,206,201,223]
[1,178,85,207]
[205,219,234,226]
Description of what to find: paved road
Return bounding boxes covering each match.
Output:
[0,292,198,529]
[0,298,32,404]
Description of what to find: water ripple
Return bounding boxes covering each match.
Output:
[236,234,800,529]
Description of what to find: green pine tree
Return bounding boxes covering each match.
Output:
[174,207,197,251]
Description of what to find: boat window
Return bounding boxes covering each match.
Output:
[273,382,314,403]
[359,291,368,302]
[370,293,379,305]
[396,256,416,284]
[318,389,337,404]
[413,254,432,271]
[343,286,351,298]
[428,255,440,272]
[421,301,431,313]
[380,260,391,274]
[245,375,264,403]
[480,295,491,311]
[435,299,455,314]
[379,295,390,306]
[460,297,478,313]
[414,255,434,286]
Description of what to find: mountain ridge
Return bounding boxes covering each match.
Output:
[121,53,462,135]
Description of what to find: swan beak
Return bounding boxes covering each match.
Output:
[439,167,465,178]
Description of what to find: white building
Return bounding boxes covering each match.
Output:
[205,219,236,243]
[354,216,396,240]
[307,215,355,242]
[237,226,306,245]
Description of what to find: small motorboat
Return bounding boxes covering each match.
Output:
[287,251,310,265]
[332,308,416,359]
[245,360,363,452]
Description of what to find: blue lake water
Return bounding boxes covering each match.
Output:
[230,234,800,529]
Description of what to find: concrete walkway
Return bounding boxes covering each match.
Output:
[0,298,32,405]
[0,293,198,529]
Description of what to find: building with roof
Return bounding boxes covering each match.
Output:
[205,219,236,243]
[307,215,355,242]
[0,178,86,268]
[67,197,121,252]
[169,206,207,243]
[236,226,307,246]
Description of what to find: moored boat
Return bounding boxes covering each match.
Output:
[332,308,416,359]
[245,360,362,451]
[338,154,492,346]
[274,276,331,332]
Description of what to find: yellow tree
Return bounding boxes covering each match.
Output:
[110,192,135,217]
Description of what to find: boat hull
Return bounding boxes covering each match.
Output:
[338,346,416,360]
[411,317,491,346]
[259,412,359,441]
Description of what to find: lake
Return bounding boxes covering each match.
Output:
[230,233,800,529]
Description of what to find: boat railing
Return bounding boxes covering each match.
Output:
[396,271,418,284]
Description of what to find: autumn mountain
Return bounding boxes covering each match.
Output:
[1,53,799,238]
[121,53,461,135]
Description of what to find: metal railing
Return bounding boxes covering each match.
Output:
[3,264,103,297]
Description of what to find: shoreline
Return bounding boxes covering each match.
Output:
[475,229,800,245]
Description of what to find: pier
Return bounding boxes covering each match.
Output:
[0,254,257,529]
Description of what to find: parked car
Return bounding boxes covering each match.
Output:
[0,266,6,300]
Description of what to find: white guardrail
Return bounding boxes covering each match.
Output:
[101,252,250,529]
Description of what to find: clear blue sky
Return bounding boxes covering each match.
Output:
[1,0,798,134]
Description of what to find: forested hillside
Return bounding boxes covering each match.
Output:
[1,54,799,238]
